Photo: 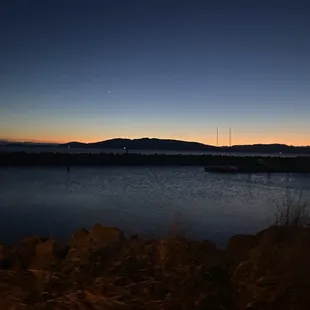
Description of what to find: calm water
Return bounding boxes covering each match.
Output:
[1,167,310,246]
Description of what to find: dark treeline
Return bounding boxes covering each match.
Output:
[1,152,310,173]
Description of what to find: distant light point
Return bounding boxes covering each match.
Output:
[108,90,111,93]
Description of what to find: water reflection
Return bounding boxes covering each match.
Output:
[0,167,309,246]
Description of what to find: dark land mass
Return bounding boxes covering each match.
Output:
[1,223,310,309]
[63,138,217,151]
[0,141,57,147]
[2,138,310,154]
[60,138,310,154]
[1,152,310,173]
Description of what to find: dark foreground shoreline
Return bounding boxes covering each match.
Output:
[1,152,310,173]
[1,224,310,309]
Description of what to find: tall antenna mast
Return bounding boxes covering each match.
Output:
[217,127,219,147]
[229,127,232,147]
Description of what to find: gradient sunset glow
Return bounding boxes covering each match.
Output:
[1,1,310,146]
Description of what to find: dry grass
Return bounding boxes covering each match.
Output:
[275,189,310,227]
[3,207,310,309]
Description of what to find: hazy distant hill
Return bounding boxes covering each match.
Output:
[0,141,57,147]
[2,138,310,154]
[62,138,217,151]
[228,144,310,154]
[60,138,310,154]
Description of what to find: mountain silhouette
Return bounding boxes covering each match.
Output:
[62,138,217,151]
[59,138,310,154]
[2,138,310,154]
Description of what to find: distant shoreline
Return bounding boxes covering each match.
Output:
[1,152,310,173]
[1,145,310,158]
[1,137,310,155]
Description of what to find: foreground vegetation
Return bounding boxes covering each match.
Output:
[1,221,310,310]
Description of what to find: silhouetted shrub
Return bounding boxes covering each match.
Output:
[275,189,310,227]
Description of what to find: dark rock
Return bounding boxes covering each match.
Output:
[0,246,24,270]
[64,228,92,264]
[232,226,310,309]
[31,239,61,270]
[0,244,4,265]
[226,234,255,262]
[254,225,310,248]
[58,245,69,260]
[91,223,124,245]
[65,245,90,265]
[0,245,15,270]
[191,240,223,268]
[155,237,221,272]
[65,225,123,266]
[2,224,310,309]
[0,269,37,309]
[15,237,43,268]
[70,228,90,247]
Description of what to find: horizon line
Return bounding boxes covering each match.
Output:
[2,137,310,148]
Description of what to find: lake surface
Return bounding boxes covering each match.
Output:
[1,167,310,246]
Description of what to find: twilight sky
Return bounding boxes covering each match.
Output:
[1,0,310,145]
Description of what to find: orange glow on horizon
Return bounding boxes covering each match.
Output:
[2,134,310,147]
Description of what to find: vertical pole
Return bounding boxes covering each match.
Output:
[228,127,232,158]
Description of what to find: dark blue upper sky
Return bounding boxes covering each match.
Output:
[1,0,310,145]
